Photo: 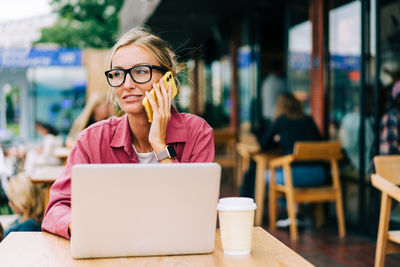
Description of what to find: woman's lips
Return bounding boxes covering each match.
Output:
[123,94,143,102]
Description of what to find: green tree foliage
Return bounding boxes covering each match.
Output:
[36,0,124,48]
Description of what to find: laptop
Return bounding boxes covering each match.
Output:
[70,163,221,259]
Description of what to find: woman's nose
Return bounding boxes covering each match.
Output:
[123,73,136,88]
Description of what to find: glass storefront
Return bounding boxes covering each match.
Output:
[288,20,312,113]
[27,66,87,139]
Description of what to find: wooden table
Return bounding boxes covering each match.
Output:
[54,147,71,165]
[30,165,64,209]
[236,139,260,188]
[0,227,314,267]
[252,150,282,226]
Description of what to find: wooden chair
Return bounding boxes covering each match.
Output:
[213,128,237,186]
[372,155,400,267]
[268,141,346,241]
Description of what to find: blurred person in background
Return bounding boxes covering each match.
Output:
[240,92,322,198]
[339,85,374,175]
[0,145,12,214]
[65,92,113,148]
[256,60,286,142]
[42,27,214,239]
[24,121,63,174]
[1,173,44,238]
[380,81,400,155]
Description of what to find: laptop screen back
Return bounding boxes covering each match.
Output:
[71,163,221,258]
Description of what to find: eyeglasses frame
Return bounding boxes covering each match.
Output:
[104,65,167,87]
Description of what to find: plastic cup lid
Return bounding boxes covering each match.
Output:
[217,197,257,211]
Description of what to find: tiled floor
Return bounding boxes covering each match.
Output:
[220,177,400,267]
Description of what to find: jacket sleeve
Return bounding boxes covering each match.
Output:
[189,120,215,162]
[41,134,90,239]
[177,117,214,163]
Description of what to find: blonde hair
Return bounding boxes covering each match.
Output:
[67,92,111,141]
[275,92,305,120]
[8,173,44,221]
[107,27,181,106]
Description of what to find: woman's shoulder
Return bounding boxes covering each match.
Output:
[87,116,124,129]
[178,112,212,131]
[81,115,126,134]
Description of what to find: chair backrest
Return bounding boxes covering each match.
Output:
[374,155,400,185]
[213,128,236,155]
[292,141,342,161]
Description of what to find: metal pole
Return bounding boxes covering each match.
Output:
[374,0,381,156]
[358,0,367,231]
[284,0,290,86]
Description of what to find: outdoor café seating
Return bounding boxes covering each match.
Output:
[372,156,400,267]
[267,141,346,241]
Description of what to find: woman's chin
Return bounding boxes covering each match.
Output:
[122,106,147,116]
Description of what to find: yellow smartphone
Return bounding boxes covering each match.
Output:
[142,71,178,123]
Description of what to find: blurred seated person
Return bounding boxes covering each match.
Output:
[2,173,44,238]
[24,121,63,174]
[380,81,400,155]
[65,92,113,148]
[0,145,12,199]
[240,92,324,198]
[42,27,214,239]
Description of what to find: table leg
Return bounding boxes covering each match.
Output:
[254,156,268,226]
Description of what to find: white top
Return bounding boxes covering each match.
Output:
[132,145,159,164]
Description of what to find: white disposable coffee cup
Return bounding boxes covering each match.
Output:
[217,197,257,255]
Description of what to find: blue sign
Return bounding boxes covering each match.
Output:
[289,52,360,71]
[238,47,252,68]
[330,55,360,71]
[0,48,82,68]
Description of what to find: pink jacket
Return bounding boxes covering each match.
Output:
[42,108,214,239]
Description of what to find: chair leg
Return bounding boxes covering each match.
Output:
[254,156,267,226]
[375,194,391,267]
[269,168,277,230]
[282,164,298,241]
[286,191,298,241]
[331,159,346,238]
[335,191,346,238]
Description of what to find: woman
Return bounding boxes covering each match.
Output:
[260,92,321,155]
[240,92,323,197]
[65,92,113,148]
[3,173,44,237]
[42,27,214,239]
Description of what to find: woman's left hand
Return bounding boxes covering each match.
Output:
[146,78,173,153]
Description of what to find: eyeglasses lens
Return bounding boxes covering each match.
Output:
[131,66,151,83]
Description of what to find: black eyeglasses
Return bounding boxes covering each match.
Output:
[105,65,167,87]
